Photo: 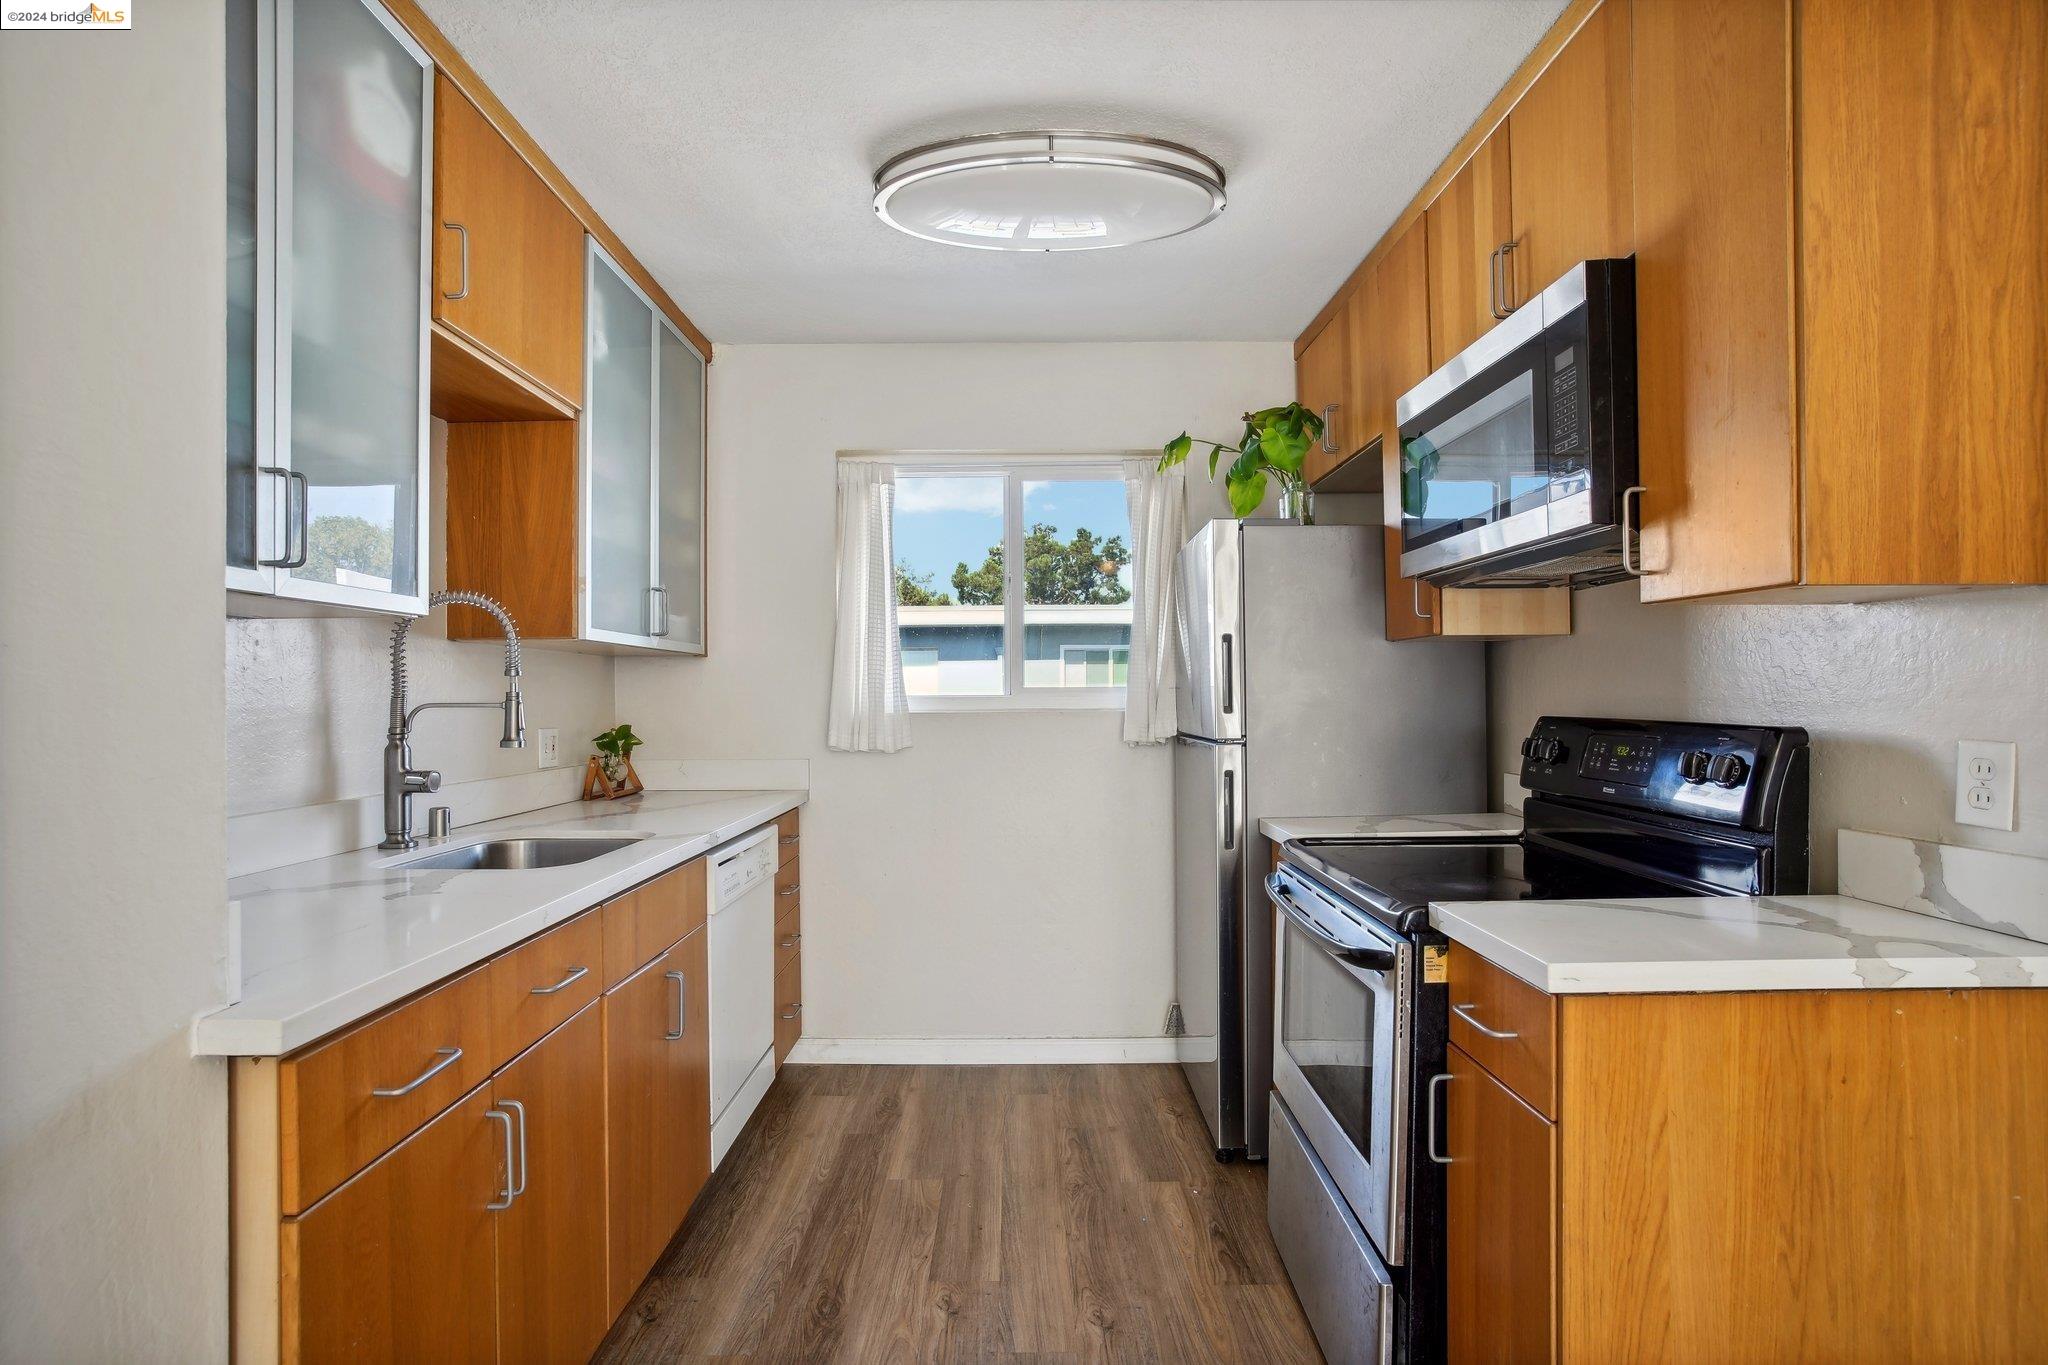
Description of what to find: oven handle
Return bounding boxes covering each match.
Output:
[1266,873,1397,972]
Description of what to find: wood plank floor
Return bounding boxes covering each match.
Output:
[596,1064,1324,1363]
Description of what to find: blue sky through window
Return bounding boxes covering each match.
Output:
[894,474,1131,595]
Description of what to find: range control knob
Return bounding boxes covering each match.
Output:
[1520,736,1541,759]
[1677,749,1712,784]
[1539,738,1566,764]
[1707,753,1750,788]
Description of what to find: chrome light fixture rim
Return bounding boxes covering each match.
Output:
[872,129,1228,253]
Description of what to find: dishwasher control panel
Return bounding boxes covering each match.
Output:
[710,827,777,909]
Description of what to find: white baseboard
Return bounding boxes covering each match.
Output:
[784,1036,1180,1065]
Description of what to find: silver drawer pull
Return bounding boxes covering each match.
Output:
[1451,1002,1520,1040]
[529,964,589,996]
[1427,1073,1453,1164]
[777,885,800,897]
[500,1098,528,1196]
[665,970,686,1040]
[778,934,802,949]
[779,835,800,846]
[779,1003,802,1021]
[486,1108,516,1209]
[442,221,469,300]
[371,1045,462,1097]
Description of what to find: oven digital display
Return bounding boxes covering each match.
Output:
[1579,732,1660,785]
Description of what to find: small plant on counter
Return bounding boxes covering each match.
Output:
[592,723,644,785]
[1158,402,1327,521]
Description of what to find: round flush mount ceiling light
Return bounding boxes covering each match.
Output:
[872,130,1226,252]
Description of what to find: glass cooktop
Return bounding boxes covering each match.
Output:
[1288,836,1683,933]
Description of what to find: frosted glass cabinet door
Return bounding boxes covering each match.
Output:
[283,0,429,604]
[225,0,269,586]
[655,323,707,651]
[585,247,655,638]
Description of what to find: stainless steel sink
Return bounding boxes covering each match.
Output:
[394,836,642,872]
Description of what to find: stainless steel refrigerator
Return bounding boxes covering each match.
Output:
[1173,520,1486,1160]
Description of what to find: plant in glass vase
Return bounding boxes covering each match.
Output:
[591,723,644,789]
[1158,402,1327,522]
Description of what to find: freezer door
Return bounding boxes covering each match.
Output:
[1173,734,1244,1154]
[1175,520,1244,742]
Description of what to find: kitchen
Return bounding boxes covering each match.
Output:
[2,0,2044,1362]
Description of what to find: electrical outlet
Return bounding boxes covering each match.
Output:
[537,728,560,769]
[1955,739,2016,831]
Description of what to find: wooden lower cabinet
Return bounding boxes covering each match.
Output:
[603,926,712,1317]
[279,1085,502,1364]
[774,955,803,1066]
[1444,1042,1555,1364]
[493,1004,609,1364]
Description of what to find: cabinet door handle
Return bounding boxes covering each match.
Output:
[779,1002,802,1021]
[257,467,309,570]
[371,1045,462,1097]
[1488,245,1501,320]
[529,964,589,996]
[442,221,469,301]
[778,933,802,949]
[777,884,800,897]
[649,584,670,637]
[1320,403,1339,455]
[1412,578,1432,622]
[1499,239,1518,316]
[1451,1002,1520,1040]
[1427,1073,1453,1165]
[486,1107,517,1209]
[500,1098,528,1196]
[779,835,800,847]
[1620,485,1647,576]
[665,969,686,1040]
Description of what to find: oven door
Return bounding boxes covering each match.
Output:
[1267,866,1411,1265]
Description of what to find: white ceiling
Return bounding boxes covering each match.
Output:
[422,0,1570,344]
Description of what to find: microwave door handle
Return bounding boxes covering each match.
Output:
[1266,874,1397,972]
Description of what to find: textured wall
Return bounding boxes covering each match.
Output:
[0,6,232,1357]
[1489,582,2048,888]
[614,341,1296,1043]
[226,420,617,817]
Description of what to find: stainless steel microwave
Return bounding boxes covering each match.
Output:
[1396,257,1637,588]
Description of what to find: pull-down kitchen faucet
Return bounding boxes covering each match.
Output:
[381,590,525,851]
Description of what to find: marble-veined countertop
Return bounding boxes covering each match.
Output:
[195,789,805,1056]
[1431,892,2048,994]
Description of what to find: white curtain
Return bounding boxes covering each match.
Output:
[827,460,911,753]
[1121,457,1185,745]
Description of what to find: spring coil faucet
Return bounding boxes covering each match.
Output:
[381,591,525,851]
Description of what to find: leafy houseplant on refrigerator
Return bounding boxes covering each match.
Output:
[1158,402,1328,522]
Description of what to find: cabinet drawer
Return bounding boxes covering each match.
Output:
[602,858,706,988]
[278,966,495,1215]
[773,856,800,924]
[487,910,601,1071]
[773,956,802,1066]
[1447,946,1558,1119]
[774,919,802,982]
[775,809,800,867]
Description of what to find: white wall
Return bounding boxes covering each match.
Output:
[1490,582,2048,888]
[0,7,231,1359]
[615,342,1295,1044]
[226,422,615,819]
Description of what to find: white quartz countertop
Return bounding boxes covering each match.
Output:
[196,789,805,1056]
[1431,893,2048,995]
[1259,812,1522,844]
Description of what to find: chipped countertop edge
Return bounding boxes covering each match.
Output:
[1258,812,1523,843]
[195,789,806,1058]
[1431,893,2048,996]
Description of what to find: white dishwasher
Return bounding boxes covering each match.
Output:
[707,826,778,1168]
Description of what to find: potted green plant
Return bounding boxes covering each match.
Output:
[586,723,646,799]
[1158,403,1327,522]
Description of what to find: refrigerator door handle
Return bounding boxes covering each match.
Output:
[1222,769,1235,850]
[1221,634,1234,715]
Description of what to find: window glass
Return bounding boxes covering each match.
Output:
[1021,479,1132,689]
[894,474,1005,696]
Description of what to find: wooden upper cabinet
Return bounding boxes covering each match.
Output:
[280,1084,501,1364]
[1375,217,1443,639]
[1296,305,1352,486]
[433,74,586,409]
[493,1005,610,1365]
[1426,132,1514,367]
[1506,0,1634,297]
[1796,0,2048,587]
[1445,1043,1557,1364]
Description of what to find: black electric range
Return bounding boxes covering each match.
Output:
[1264,716,1809,1364]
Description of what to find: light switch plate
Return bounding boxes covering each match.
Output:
[538,728,560,768]
[1955,739,2016,831]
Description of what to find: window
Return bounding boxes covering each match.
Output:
[893,460,1132,709]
